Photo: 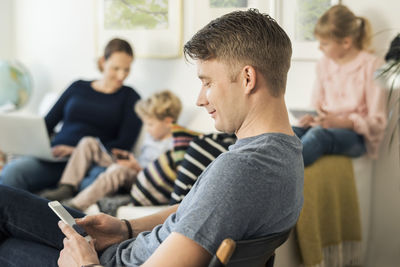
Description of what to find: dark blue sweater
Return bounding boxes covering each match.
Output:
[45,80,142,150]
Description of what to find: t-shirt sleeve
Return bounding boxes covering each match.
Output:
[172,152,296,254]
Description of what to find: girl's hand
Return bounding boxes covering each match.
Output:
[58,221,100,267]
[52,145,74,158]
[311,113,353,129]
[75,213,130,251]
[297,114,315,128]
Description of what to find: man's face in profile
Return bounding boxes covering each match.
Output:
[196,59,244,134]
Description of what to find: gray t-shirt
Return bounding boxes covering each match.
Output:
[100,133,304,267]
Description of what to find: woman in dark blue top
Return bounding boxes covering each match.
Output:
[0,38,142,193]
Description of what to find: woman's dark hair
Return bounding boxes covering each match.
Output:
[98,38,134,72]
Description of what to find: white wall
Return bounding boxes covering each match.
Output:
[3,0,400,266]
[0,0,13,59]
[343,1,400,266]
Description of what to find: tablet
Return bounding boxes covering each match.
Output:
[289,108,318,119]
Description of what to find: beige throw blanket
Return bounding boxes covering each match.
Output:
[296,156,362,267]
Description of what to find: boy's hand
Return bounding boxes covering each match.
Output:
[111,148,130,159]
[117,154,142,172]
[75,213,130,251]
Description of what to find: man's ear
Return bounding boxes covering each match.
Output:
[242,65,257,95]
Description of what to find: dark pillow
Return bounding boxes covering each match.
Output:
[130,125,201,206]
[170,133,236,204]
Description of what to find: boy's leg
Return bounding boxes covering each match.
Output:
[0,185,85,261]
[59,137,114,188]
[70,165,137,211]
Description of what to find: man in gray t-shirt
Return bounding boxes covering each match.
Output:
[0,9,303,267]
[99,133,303,266]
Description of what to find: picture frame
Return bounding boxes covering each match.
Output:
[274,0,341,61]
[193,0,273,33]
[95,0,183,59]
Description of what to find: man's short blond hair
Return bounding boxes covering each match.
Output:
[134,90,182,123]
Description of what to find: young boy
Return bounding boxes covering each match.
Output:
[41,90,182,211]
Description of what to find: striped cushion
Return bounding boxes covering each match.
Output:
[130,125,201,206]
[170,133,236,204]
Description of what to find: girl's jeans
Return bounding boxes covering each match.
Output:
[292,126,366,166]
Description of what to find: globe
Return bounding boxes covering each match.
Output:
[0,60,32,112]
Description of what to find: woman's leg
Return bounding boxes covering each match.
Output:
[0,157,66,192]
[71,165,137,211]
[0,185,85,266]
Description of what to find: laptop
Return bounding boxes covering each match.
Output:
[0,113,67,162]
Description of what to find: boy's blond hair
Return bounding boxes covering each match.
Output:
[135,90,182,123]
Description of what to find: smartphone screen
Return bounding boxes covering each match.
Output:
[48,201,92,242]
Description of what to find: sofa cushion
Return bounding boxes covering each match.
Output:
[170,133,236,204]
[130,125,201,206]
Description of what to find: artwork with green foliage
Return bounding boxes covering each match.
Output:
[295,0,331,41]
[210,0,248,8]
[104,0,168,30]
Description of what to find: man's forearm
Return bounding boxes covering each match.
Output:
[129,204,179,237]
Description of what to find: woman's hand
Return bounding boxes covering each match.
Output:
[52,145,74,158]
[75,213,129,251]
[58,221,100,267]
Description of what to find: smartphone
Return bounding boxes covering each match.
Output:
[48,201,92,242]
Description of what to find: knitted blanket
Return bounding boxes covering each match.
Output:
[296,156,362,267]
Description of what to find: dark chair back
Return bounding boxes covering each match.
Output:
[208,229,291,267]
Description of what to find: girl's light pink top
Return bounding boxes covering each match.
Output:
[312,51,387,158]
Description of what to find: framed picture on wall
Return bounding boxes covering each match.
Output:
[193,0,273,33]
[276,0,341,61]
[96,0,183,59]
